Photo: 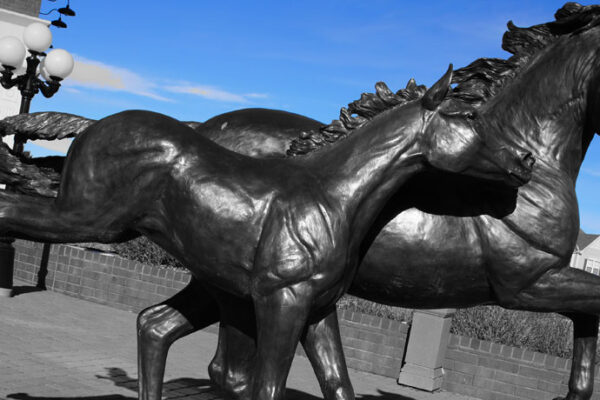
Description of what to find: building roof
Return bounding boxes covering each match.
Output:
[577,229,599,251]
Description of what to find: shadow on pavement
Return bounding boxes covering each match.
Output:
[8,366,416,400]
[10,285,45,296]
[8,395,133,400]
[357,390,415,400]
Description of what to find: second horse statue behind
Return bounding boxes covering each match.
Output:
[0,65,532,399]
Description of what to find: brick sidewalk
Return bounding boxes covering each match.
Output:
[0,282,478,400]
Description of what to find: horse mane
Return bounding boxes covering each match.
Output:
[288,2,600,156]
[287,80,427,156]
[451,2,600,106]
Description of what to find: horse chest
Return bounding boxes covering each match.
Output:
[495,172,579,260]
[251,201,350,296]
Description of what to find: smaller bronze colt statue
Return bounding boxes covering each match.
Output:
[0,62,531,400]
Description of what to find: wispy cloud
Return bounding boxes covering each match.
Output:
[66,56,172,102]
[164,84,268,103]
[582,168,600,177]
[64,56,268,105]
[29,138,72,155]
[245,93,269,99]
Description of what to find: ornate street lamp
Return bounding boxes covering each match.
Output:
[0,22,73,296]
[0,22,74,152]
[41,0,76,29]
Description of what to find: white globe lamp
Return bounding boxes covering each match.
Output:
[23,23,52,53]
[39,57,50,81]
[0,36,26,68]
[44,48,74,80]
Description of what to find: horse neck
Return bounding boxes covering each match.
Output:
[302,106,425,235]
[478,29,600,182]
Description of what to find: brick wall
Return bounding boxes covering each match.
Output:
[13,240,190,312]
[12,239,410,379]
[442,334,599,400]
[0,0,41,17]
[338,310,408,377]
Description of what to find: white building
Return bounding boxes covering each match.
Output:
[0,2,46,118]
[0,1,47,149]
[570,229,600,273]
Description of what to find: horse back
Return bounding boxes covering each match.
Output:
[197,108,323,158]
[58,111,217,198]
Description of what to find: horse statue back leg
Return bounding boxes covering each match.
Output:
[488,259,600,400]
[560,313,598,400]
[137,279,220,400]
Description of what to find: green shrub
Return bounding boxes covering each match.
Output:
[337,295,412,322]
[112,237,184,269]
[451,306,574,358]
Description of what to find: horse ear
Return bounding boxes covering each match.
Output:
[422,64,453,111]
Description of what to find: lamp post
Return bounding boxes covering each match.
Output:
[0,22,73,297]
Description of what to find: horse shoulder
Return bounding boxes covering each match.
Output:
[251,195,345,297]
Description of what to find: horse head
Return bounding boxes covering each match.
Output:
[420,64,534,187]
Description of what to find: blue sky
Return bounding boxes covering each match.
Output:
[25,0,600,232]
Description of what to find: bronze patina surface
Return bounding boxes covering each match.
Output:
[131,4,600,400]
[0,62,530,400]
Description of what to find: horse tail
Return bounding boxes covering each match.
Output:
[0,111,95,141]
[0,112,205,140]
[0,189,136,243]
[0,112,205,198]
[0,143,61,197]
[0,111,94,198]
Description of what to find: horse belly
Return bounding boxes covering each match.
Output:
[350,209,494,308]
[149,178,267,297]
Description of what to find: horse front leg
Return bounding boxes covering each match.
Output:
[137,279,219,400]
[252,284,312,400]
[208,288,258,400]
[209,307,355,400]
[301,309,354,400]
[555,313,599,400]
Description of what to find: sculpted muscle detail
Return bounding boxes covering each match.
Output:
[251,195,345,297]
[0,59,533,400]
[13,5,600,399]
[118,7,600,400]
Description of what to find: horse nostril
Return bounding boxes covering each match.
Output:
[521,152,535,169]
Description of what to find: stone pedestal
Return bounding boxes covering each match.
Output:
[397,308,455,391]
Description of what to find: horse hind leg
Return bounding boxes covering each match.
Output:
[138,281,257,400]
[556,313,599,400]
[0,190,136,243]
[137,279,219,400]
[492,266,600,400]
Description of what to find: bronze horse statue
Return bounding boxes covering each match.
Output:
[0,64,530,400]
[130,3,600,400]
[2,3,598,399]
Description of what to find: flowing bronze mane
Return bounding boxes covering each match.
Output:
[451,2,600,105]
[287,80,427,156]
[288,2,600,156]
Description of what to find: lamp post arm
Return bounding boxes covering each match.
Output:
[37,78,61,98]
[0,69,23,90]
